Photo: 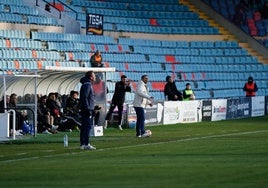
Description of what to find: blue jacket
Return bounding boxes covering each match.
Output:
[79,77,95,117]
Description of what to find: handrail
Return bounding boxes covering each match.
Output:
[7,109,16,140]
[4,107,36,138]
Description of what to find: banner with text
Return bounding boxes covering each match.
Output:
[127,103,163,127]
[226,97,251,120]
[163,101,200,124]
[211,99,227,121]
[202,100,212,121]
[251,96,265,117]
[86,13,103,35]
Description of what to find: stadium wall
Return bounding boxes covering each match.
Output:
[126,96,267,127]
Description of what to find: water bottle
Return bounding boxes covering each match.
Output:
[64,134,68,147]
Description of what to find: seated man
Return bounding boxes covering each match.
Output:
[37,95,58,134]
[90,50,103,67]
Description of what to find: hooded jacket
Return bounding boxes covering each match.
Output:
[79,76,95,117]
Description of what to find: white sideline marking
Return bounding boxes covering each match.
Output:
[1,129,268,164]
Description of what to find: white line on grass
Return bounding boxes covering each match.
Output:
[1,129,268,164]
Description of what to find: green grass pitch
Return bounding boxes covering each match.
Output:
[0,115,268,188]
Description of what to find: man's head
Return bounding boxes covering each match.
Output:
[70,90,79,99]
[141,75,149,84]
[247,76,253,84]
[166,76,173,83]
[40,95,47,103]
[85,71,96,82]
[9,93,17,105]
[186,83,191,89]
[121,75,128,84]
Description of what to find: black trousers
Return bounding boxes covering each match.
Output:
[105,103,123,125]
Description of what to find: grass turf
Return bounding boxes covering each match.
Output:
[0,115,268,188]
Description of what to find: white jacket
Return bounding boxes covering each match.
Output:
[133,80,152,108]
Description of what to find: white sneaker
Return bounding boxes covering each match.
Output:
[42,130,52,134]
[15,131,23,136]
[141,133,149,137]
[118,125,123,130]
[83,144,96,150]
[60,119,68,123]
[51,125,58,130]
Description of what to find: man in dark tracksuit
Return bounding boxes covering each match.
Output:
[79,71,96,150]
[105,75,131,130]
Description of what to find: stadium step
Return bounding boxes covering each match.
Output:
[239,42,267,64]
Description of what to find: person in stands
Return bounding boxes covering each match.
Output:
[164,75,182,101]
[90,50,103,67]
[243,76,258,97]
[183,83,195,101]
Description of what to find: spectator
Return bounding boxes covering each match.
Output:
[233,0,248,26]
[79,71,96,150]
[65,90,80,120]
[46,92,62,121]
[0,95,10,113]
[164,75,182,101]
[7,93,27,135]
[90,50,103,67]
[243,76,258,97]
[45,3,51,12]
[183,83,195,101]
[37,95,58,134]
[105,75,131,130]
[133,75,154,137]
[260,2,268,19]
[64,90,82,130]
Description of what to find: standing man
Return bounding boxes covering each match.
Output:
[133,75,154,137]
[79,71,96,150]
[243,76,258,97]
[105,75,131,130]
[164,75,182,101]
[183,83,195,101]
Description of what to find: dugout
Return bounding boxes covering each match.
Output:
[0,66,115,140]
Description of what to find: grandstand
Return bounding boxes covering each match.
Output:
[0,0,267,101]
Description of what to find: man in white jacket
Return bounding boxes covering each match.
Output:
[133,75,154,137]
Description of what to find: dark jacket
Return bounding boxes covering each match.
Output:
[164,82,182,101]
[79,77,95,117]
[65,97,80,115]
[112,81,131,104]
[90,54,103,67]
